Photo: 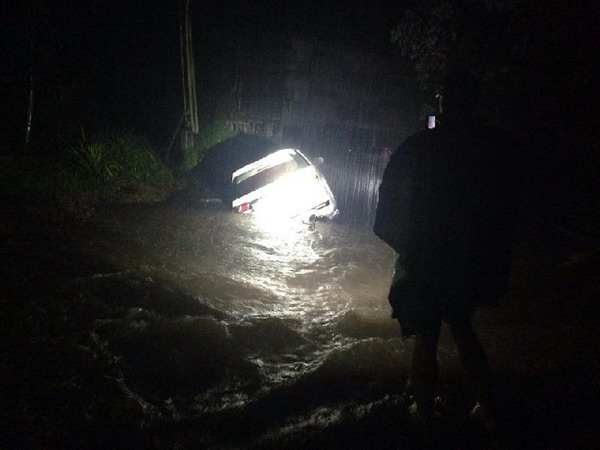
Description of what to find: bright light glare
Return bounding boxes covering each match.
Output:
[251,167,330,220]
[232,149,296,182]
[231,148,338,230]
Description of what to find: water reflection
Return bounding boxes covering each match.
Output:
[197,212,395,323]
[79,204,400,410]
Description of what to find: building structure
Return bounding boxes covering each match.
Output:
[228,34,414,155]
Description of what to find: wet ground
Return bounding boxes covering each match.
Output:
[1,199,599,449]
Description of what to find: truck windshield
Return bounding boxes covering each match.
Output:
[234,157,308,197]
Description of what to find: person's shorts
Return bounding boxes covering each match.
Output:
[388,259,474,338]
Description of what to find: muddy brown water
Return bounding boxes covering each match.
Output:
[2,201,599,449]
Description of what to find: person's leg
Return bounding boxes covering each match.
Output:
[411,327,441,427]
[449,318,494,414]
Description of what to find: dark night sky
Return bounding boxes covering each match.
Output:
[2,0,407,148]
[2,1,598,151]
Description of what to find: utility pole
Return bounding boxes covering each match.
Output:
[24,4,37,150]
[179,0,199,152]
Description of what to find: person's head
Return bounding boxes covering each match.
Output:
[443,70,480,119]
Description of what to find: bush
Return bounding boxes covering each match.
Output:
[179,120,235,171]
[0,130,174,213]
[67,129,172,182]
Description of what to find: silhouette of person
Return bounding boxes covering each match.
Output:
[374,71,521,441]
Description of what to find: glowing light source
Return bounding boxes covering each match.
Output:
[231,148,338,225]
[428,115,436,129]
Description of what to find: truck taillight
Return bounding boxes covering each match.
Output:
[234,203,252,213]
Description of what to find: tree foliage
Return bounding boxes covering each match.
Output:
[391,0,600,235]
[391,1,598,132]
[391,1,458,87]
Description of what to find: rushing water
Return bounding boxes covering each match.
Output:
[200,211,396,385]
[71,202,421,447]
[27,191,597,449]
[90,206,397,363]
[6,142,596,448]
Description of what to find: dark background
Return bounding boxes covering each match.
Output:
[1,3,599,448]
[3,1,598,141]
[2,0,404,150]
[2,0,599,231]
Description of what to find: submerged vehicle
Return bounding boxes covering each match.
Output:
[231,148,338,220]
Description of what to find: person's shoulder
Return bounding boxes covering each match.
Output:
[388,132,429,168]
[397,129,440,152]
[406,129,439,144]
[479,124,521,146]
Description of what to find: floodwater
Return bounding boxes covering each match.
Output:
[68,202,428,448]
[4,135,599,448]
[6,193,598,449]
[62,199,599,449]
[82,207,399,383]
